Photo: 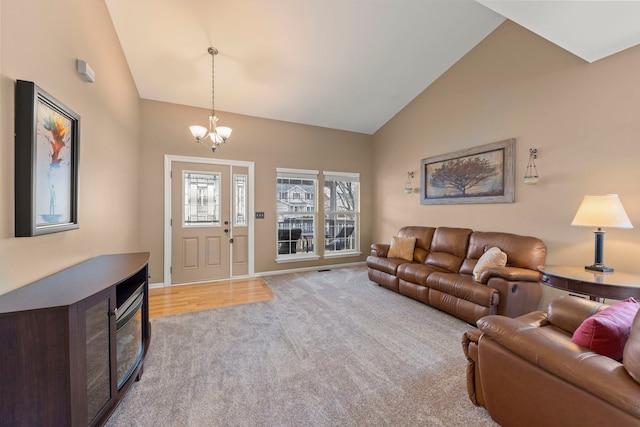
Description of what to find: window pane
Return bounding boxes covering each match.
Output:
[277,177,316,211]
[183,171,220,226]
[324,180,357,212]
[276,171,317,257]
[324,175,359,253]
[233,174,248,226]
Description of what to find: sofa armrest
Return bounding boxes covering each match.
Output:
[478,315,640,418]
[478,266,541,284]
[370,243,390,257]
[462,316,547,407]
[510,309,549,327]
[462,328,483,405]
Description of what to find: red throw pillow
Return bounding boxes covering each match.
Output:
[571,297,640,360]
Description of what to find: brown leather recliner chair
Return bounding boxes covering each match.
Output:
[463,296,640,427]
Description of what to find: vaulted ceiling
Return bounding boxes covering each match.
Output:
[105,0,640,134]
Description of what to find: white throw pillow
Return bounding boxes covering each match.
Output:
[473,247,507,282]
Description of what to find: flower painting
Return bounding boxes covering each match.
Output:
[37,102,73,224]
[15,80,79,236]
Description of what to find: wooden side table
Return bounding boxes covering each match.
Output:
[538,265,640,302]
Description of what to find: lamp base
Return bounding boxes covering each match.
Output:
[585,264,614,273]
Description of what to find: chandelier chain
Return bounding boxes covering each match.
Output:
[211,47,216,116]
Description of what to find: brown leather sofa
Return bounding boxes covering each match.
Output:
[366,226,547,324]
[463,296,640,426]
[462,296,640,427]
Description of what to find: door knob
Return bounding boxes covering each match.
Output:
[224,229,229,233]
[224,220,229,225]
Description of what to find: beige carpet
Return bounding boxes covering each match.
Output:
[105,266,497,426]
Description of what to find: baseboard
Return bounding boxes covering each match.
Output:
[149,261,366,288]
[255,261,366,277]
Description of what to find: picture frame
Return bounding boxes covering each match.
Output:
[421,138,514,205]
[15,80,80,236]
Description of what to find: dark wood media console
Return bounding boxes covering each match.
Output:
[0,252,151,426]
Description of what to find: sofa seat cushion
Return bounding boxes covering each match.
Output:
[397,262,448,286]
[572,297,640,360]
[365,255,410,276]
[427,272,499,307]
[367,268,399,292]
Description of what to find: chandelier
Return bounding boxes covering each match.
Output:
[189,47,232,152]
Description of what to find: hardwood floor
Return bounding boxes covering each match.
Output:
[148,277,273,318]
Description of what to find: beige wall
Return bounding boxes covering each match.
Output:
[0,0,141,293]
[3,4,639,305]
[372,21,640,308]
[139,100,372,283]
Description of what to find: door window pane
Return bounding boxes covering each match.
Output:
[183,171,220,227]
[233,174,248,226]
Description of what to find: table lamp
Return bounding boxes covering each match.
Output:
[571,194,633,272]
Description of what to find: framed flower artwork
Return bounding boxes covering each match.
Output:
[15,80,80,236]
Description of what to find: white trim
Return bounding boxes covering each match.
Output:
[276,167,319,178]
[323,171,360,181]
[150,262,365,288]
[149,282,165,289]
[275,254,321,264]
[276,167,319,174]
[323,251,362,259]
[256,261,366,277]
[164,154,255,286]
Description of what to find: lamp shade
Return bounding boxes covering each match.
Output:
[189,125,208,140]
[216,126,232,140]
[571,194,633,228]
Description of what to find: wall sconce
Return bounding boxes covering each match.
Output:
[404,172,414,194]
[524,148,539,185]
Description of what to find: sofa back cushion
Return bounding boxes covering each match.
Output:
[547,295,605,334]
[424,227,472,273]
[460,231,547,274]
[397,226,436,263]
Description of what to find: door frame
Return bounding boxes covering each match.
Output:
[163,154,255,286]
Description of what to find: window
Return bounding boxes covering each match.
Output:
[324,172,359,256]
[276,169,319,261]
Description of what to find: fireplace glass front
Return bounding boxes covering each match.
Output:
[116,284,144,389]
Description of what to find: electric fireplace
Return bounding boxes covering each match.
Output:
[116,282,145,388]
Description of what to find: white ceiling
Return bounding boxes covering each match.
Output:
[105,0,640,135]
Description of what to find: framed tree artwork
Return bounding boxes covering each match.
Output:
[420,139,515,205]
[15,80,80,236]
